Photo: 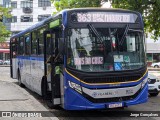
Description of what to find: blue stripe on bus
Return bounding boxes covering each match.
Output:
[17,56,44,61]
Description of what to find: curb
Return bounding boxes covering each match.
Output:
[0,65,10,67]
[148,68,160,71]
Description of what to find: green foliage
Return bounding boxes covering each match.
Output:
[111,0,160,40]
[52,0,101,12]
[0,23,11,42]
[0,6,11,42]
[51,0,160,40]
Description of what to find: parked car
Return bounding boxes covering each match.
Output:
[148,73,160,96]
[3,60,10,65]
[0,60,3,65]
[151,62,160,68]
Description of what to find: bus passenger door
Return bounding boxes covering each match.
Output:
[44,30,61,106]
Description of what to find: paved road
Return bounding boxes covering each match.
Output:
[0,67,160,120]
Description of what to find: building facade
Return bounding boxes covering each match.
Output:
[3,0,56,34]
[0,43,10,60]
[146,34,160,66]
[1,0,56,61]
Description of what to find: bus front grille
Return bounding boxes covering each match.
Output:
[83,75,141,84]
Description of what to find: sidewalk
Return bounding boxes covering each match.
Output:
[0,67,58,119]
[147,67,160,78]
[148,71,160,78]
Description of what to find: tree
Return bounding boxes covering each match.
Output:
[0,6,11,42]
[52,0,102,12]
[111,0,160,40]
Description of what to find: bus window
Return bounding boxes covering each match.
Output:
[32,31,38,55]
[18,37,24,55]
[46,33,52,55]
[25,35,31,55]
[38,29,44,55]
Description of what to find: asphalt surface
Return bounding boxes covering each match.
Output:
[0,66,160,120]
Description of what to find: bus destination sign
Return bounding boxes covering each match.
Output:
[74,12,137,23]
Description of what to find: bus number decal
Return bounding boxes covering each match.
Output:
[76,12,133,23]
[74,57,103,65]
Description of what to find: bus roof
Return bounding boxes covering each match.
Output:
[11,8,141,39]
[11,15,56,39]
[65,8,140,13]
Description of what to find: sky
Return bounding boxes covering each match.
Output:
[0,0,2,5]
[101,2,111,8]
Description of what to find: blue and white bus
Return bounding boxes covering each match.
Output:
[10,8,148,110]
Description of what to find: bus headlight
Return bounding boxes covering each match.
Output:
[68,81,82,94]
[141,77,148,89]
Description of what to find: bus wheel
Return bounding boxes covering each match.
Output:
[17,71,25,87]
[46,99,55,109]
[46,99,61,109]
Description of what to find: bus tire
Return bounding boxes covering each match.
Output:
[46,99,61,109]
[41,77,47,100]
[17,70,25,87]
[46,99,55,109]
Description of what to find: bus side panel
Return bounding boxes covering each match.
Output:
[35,58,44,95]
[12,58,18,79]
[29,57,44,95]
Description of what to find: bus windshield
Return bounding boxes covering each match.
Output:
[67,27,145,72]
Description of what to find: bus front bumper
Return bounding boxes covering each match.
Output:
[64,84,148,110]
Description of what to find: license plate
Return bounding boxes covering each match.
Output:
[108,103,123,108]
[149,86,154,90]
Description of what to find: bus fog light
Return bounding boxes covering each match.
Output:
[68,81,82,93]
[141,77,148,88]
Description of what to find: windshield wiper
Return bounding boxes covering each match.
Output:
[119,24,129,45]
[87,24,103,43]
[87,24,107,58]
